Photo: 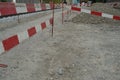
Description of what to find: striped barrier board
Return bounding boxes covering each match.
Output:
[0,2,60,17]
[71,6,120,20]
[26,4,36,13]
[0,2,17,16]
[34,4,41,11]
[15,3,27,14]
[0,18,53,55]
[41,3,46,10]
[50,2,54,9]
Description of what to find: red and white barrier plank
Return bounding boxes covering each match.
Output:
[0,2,58,17]
[71,6,120,20]
[0,18,53,55]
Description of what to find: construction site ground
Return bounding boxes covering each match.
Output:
[0,3,120,80]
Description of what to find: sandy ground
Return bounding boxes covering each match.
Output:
[0,6,120,80]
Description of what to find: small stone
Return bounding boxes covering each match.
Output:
[83,69,87,72]
[55,76,59,79]
[57,68,64,75]
[48,69,55,76]
[50,77,54,80]
[72,63,75,68]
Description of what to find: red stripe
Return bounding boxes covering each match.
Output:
[113,16,120,20]
[41,22,46,30]
[0,2,17,16]
[26,4,35,12]
[71,6,81,11]
[2,35,19,51]
[40,4,46,10]
[27,27,36,37]
[50,2,54,9]
[62,13,65,16]
[49,18,53,25]
[0,64,8,68]
[91,11,102,16]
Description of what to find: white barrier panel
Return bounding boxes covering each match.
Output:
[18,31,29,43]
[102,13,113,19]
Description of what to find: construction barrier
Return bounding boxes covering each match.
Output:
[0,2,59,17]
[2,4,119,55]
[0,2,66,56]
[26,4,36,13]
[71,6,120,20]
[0,17,53,55]
[0,3,119,68]
[0,2,17,16]
[0,2,57,56]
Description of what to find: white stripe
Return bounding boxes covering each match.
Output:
[81,9,91,14]
[35,4,41,11]
[35,24,42,33]
[102,13,113,19]
[54,4,56,8]
[46,4,50,9]
[17,31,29,43]
[0,42,4,55]
[60,4,62,8]
[46,20,50,27]
[15,4,27,14]
[39,4,42,10]
[13,0,16,3]
[66,6,71,10]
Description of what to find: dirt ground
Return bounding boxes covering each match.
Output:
[0,4,120,80]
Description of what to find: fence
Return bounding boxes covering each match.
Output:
[0,2,60,17]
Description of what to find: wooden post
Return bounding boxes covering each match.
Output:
[62,1,64,24]
[0,64,8,68]
[18,15,20,23]
[52,1,54,37]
